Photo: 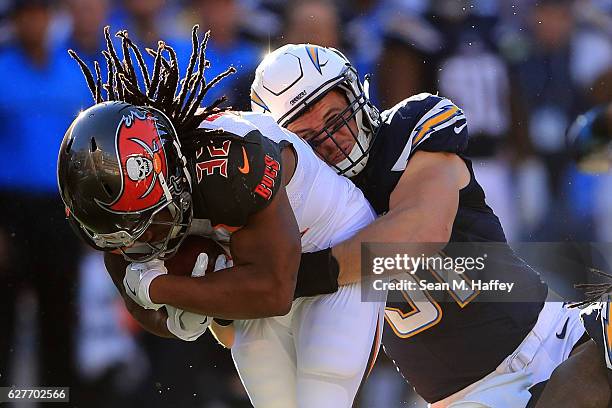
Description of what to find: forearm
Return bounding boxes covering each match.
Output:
[334,152,463,285]
[123,296,175,338]
[104,252,175,338]
[149,263,292,319]
[334,206,447,285]
[148,188,300,319]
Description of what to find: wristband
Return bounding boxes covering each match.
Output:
[294,248,340,298]
[140,268,166,310]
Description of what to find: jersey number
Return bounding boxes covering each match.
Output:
[384,266,478,338]
[195,140,232,181]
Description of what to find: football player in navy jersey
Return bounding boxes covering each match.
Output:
[251,44,602,406]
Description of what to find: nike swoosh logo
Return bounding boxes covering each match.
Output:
[454,123,467,134]
[126,281,137,297]
[238,146,250,174]
[556,317,570,339]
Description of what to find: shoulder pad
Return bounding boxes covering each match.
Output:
[382,94,468,171]
[187,128,283,227]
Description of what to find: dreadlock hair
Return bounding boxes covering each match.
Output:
[569,267,612,308]
[68,25,238,145]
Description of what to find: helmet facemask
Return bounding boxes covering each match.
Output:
[118,191,193,262]
[302,85,371,175]
[278,54,380,177]
[71,171,193,262]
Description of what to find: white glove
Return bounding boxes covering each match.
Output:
[166,252,214,341]
[191,252,210,277]
[214,254,233,271]
[166,304,211,341]
[123,259,167,310]
[191,252,233,276]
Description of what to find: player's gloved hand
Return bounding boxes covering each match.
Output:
[214,254,233,271]
[166,253,220,341]
[166,304,211,341]
[123,259,167,310]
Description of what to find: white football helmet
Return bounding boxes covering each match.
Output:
[251,43,380,176]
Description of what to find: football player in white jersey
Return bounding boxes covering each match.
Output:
[250,44,608,407]
[193,111,386,408]
[58,28,384,408]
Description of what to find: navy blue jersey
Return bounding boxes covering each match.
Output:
[352,94,548,402]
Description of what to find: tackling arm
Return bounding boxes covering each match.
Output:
[334,151,469,285]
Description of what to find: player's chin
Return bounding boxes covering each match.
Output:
[332,144,355,165]
[328,148,348,165]
[329,152,344,165]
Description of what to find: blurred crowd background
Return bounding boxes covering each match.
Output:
[0,0,610,407]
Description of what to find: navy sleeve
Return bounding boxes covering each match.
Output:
[408,94,468,155]
[385,94,469,172]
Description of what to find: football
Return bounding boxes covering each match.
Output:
[165,236,228,277]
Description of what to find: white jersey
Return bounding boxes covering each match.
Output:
[197,111,376,252]
[189,112,385,408]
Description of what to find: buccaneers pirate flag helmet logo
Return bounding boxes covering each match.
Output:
[102,108,169,213]
[58,101,192,256]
